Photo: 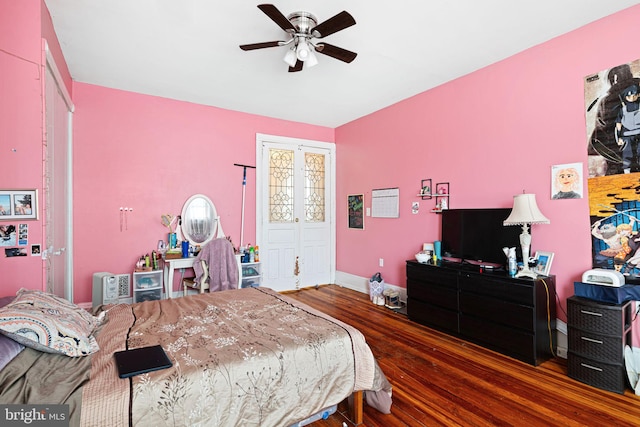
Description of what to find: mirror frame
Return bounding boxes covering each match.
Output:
[180,194,218,247]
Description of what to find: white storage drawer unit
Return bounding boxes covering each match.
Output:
[133,270,163,303]
[241,262,261,288]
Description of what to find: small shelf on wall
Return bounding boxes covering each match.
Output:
[418,179,433,199]
[432,182,450,213]
[418,179,451,212]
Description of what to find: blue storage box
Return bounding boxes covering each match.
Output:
[574,281,640,304]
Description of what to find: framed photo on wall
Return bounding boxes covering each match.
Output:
[534,251,554,276]
[0,190,38,220]
[348,194,364,229]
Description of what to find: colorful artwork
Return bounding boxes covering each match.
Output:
[588,174,640,274]
[586,59,640,276]
[586,60,640,177]
[348,194,364,229]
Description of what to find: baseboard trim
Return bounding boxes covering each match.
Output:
[335,271,405,303]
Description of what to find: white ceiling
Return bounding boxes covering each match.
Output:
[44,1,639,128]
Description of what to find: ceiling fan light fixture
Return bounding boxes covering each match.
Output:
[241,5,357,72]
[305,48,318,68]
[283,47,297,67]
[296,37,312,61]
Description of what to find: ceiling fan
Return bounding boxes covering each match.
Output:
[239,4,357,72]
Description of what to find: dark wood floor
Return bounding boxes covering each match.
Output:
[285,285,640,427]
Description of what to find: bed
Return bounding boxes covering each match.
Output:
[0,287,391,426]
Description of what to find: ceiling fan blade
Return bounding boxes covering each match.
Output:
[315,43,357,63]
[240,41,282,51]
[288,60,303,73]
[258,4,296,33]
[312,11,356,38]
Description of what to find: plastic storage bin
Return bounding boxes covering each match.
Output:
[133,270,163,303]
[241,262,261,288]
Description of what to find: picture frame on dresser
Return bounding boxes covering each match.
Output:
[534,251,554,275]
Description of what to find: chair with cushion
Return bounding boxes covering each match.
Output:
[182,260,209,295]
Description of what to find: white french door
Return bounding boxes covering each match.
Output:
[257,134,335,292]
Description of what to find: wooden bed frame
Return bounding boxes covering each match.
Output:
[353,390,364,425]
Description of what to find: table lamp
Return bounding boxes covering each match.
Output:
[503,193,550,278]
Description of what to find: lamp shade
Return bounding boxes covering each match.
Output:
[305,48,318,67]
[283,48,297,67]
[503,194,550,226]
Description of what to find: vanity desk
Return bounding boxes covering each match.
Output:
[163,255,248,297]
[164,193,254,297]
[163,257,195,298]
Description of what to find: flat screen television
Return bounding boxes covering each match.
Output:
[440,208,524,268]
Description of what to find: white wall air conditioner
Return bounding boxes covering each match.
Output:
[92,272,118,308]
[92,273,131,309]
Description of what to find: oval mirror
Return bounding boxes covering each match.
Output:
[181,194,218,247]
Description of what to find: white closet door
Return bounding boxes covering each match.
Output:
[44,46,74,300]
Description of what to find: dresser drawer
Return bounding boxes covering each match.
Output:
[459,274,534,306]
[460,314,536,365]
[459,292,534,331]
[568,327,624,363]
[407,298,458,335]
[568,352,626,394]
[567,297,628,336]
[407,263,458,288]
[407,278,458,310]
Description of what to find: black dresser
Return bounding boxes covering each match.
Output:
[567,296,632,394]
[406,260,557,366]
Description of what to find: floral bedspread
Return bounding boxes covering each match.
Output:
[81,287,377,427]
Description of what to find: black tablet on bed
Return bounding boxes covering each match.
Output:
[114,344,173,378]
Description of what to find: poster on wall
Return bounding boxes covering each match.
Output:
[585,59,640,277]
[348,194,364,229]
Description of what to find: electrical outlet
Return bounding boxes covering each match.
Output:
[379,258,384,267]
[556,347,568,359]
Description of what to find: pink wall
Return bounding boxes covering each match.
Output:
[4,0,640,325]
[336,5,640,322]
[72,83,333,303]
[0,0,70,296]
